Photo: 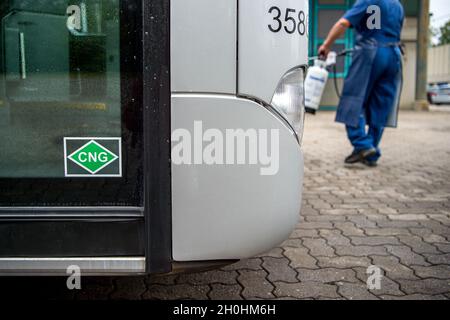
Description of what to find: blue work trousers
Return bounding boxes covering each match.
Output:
[346,115,384,162]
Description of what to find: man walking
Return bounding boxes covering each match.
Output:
[319,0,404,167]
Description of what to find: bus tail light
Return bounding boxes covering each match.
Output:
[270,67,306,144]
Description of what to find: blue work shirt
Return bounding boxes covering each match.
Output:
[343,0,404,43]
[336,0,404,128]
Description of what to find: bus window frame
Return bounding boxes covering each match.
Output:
[0,0,173,274]
[142,0,172,274]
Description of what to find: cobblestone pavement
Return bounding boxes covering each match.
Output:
[2,111,450,300]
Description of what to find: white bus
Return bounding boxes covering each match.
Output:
[0,0,307,275]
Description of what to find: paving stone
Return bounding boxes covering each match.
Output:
[374,207,399,215]
[319,229,351,246]
[305,215,348,222]
[147,275,178,285]
[334,245,388,257]
[351,236,400,246]
[344,198,380,204]
[337,283,379,300]
[274,282,339,299]
[364,228,412,236]
[257,247,285,258]
[317,256,372,269]
[284,247,318,269]
[363,213,391,222]
[335,203,371,210]
[262,257,298,283]
[297,222,334,230]
[319,198,344,206]
[308,200,333,210]
[222,258,262,271]
[291,228,319,238]
[423,254,450,268]
[334,222,365,236]
[423,234,449,244]
[347,216,378,228]
[411,265,450,280]
[238,270,274,299]
[353,267,404,296]
[208,284,243,300]
[301,206,320,216]
[396,208,437,215]
[143,284,210,300]
[271,297,302,300]
[386,245,430,266]
[397,235,441,254]
[435,243,450,252]
[380,294,448,300]
[177,270,239,285]
[397,279,450,295]
[320,209,359,216]
[428,214,450,225]
[281,238,304,248]
[419,221,450,237]
[370,255,418,280]
[303,238,335,257]
[297,268,358,284]
[376,220,421,228]
[409,227,449,242]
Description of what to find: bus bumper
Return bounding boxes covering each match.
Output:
[171,94,304,262]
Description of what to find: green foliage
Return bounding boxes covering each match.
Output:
[438,20,450,46]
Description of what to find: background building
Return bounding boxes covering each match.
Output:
[309,0,428,110]
[428,44,450,84]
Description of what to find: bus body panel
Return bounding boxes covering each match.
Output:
[171,0,237,94]
[171,94,303,261]
[238,0,309,104]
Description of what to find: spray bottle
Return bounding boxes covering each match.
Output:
[304,52,337,114]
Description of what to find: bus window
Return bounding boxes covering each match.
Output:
[0,0,143,207]
[0,0,120,178]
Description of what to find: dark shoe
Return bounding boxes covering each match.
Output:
[363,159,378,167]
[345,148,377,164]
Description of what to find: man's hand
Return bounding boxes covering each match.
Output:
[318,45,331,60]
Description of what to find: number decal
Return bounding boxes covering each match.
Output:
[268,6,308,36]
[298,10,306,36]
[284,8,296,34]
[268,6,282,33]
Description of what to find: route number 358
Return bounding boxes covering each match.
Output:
[268,6,308,36]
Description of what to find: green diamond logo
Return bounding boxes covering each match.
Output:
[67,140,119,174]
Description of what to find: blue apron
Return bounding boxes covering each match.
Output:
[336,38,403,128]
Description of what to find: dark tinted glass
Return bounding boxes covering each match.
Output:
[0,0,143,207]
[0,0,121,178]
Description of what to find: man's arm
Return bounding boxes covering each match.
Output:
[318,18,351,58]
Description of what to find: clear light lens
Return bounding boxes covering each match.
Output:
[270,68,305,144]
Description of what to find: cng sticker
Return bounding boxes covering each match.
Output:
[64,138,122,177]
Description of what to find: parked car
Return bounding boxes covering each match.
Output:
[428,84,450,105]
